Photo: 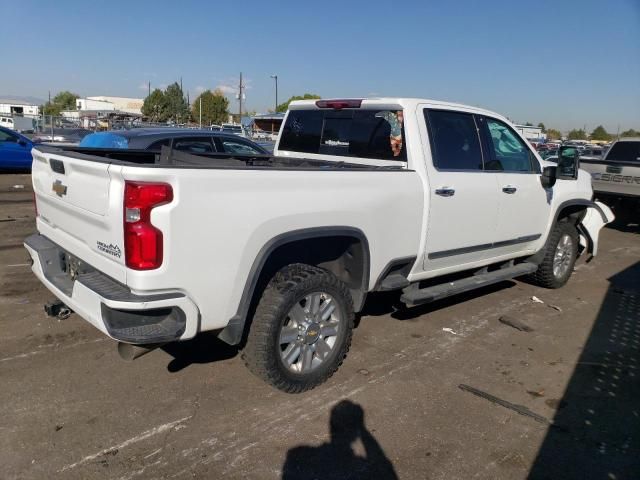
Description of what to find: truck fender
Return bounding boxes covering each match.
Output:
[577,201,615,257]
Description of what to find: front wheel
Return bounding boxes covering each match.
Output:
[242,264,354,393]
[529,222,579,289]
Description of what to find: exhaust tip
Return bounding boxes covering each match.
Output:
[117,342,163,361]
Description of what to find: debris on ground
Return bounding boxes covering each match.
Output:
[548,304,562,312]
[458,384,552,425]
[12,185,25,189]
[526,389,545,398]
[499,315,534,332]
[442,328,459,335]
[531,296,544,304]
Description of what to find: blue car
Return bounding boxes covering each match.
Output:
[0,126,34,170]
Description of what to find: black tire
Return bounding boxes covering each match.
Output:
[242,263,354,393]
[528,222,579,289]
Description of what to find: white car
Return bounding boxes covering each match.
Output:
[25,97,613,392]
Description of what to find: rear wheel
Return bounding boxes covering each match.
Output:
[529,222,579,288]
[242,264,354,393]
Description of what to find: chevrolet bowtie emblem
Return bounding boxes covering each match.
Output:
[52,180,68,197]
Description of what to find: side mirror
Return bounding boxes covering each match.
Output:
[541,166,557,188]
[556,146,580,180]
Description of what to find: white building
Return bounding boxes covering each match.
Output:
[86,96,143,115]
[76,98,115,111]
[0,98,39,117]
[514,124,546,144]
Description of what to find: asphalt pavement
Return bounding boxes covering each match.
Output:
[1,172,638,480]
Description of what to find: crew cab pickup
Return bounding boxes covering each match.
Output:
[580,138,640,216]
[25,98,613,393]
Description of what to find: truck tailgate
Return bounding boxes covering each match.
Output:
[31,148,126,283]
[582,158,640,197]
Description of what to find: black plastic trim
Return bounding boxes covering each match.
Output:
[373,256,417,291]
[218,227,371,345]
[553,199,607,224]
[427,234,541,260]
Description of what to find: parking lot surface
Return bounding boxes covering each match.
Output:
[1,172,638,480]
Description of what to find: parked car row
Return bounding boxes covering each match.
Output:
[0,125,270,170]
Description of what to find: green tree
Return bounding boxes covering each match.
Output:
[537,122,546,132]
[567,129,587,140]
[141,88,168,122]
[276,93,321,112]
[42,90,79,116]
[590,125,611,141]
[545,128,562,140]
[164,82,189,123]
[191,89,229,125]
[620,128,639,137]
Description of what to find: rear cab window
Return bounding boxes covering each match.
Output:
[278,106,407,162]
[606,141,640,163]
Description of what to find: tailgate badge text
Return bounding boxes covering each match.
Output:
[97,241,122,258]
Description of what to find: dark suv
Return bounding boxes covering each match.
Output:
[79,128,269,155]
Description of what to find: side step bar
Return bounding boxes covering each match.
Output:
[400,262,538,307]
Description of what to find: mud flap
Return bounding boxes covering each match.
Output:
[578,201,615,257]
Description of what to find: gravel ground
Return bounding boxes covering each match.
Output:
[0,172,638,480]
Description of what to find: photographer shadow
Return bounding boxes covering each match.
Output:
[282,400,398,480]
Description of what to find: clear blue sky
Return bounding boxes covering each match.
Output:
[4,0,639,132]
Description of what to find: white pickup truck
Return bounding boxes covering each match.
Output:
[25,98,613,392]
[580,138,640,217]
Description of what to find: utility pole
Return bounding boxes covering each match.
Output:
[199,97,202,128]
[270,74,278,113]
[238,72,244,125]
[148,81,151,97]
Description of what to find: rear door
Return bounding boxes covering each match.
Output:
[479,116,550,251]
[421,108,500,270]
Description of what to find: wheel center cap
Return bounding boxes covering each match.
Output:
[304,322,321,344]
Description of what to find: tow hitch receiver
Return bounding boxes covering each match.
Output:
[44,300,72,320]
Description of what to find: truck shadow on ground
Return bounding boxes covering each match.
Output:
[281,399,398,480]
[162,282,518,371]
[162,332,239,372]
[361,281,517,323]
[527,261,640,479]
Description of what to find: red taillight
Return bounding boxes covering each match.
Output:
[123,181,173,270]
[315,99,362,110]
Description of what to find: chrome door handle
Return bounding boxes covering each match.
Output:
[502,186,517,194]
[435,187,455,197]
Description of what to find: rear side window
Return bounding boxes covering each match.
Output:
[279,109,406,160]
[147,138,170,150]
[173,137,214,154]
[425,110,483,171]
[606,141,640,163]
[221,138,263,155]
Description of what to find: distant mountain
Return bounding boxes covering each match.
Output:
[0,95,46,105]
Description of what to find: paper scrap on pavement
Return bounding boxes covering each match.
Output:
[442,328,458,335]
[531,296,544,304]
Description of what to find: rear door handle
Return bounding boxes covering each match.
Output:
[435,187,455,197]
[502,186,517,194]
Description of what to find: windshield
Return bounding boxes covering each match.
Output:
[79,132,129,148]
[606,141,640,163]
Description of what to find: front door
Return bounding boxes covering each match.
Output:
[480,116,550,252]
[421,108,500,271]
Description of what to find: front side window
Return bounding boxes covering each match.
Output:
[172,137,214,154]
[279,109,406,160]
[425,109,483,171]
[0,130,18,142]
[483,118,535,172]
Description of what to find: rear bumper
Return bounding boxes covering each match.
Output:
[24,234,199,344]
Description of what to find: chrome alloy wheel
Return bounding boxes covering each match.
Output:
[553,233,573,279]
[279,292,341,373]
